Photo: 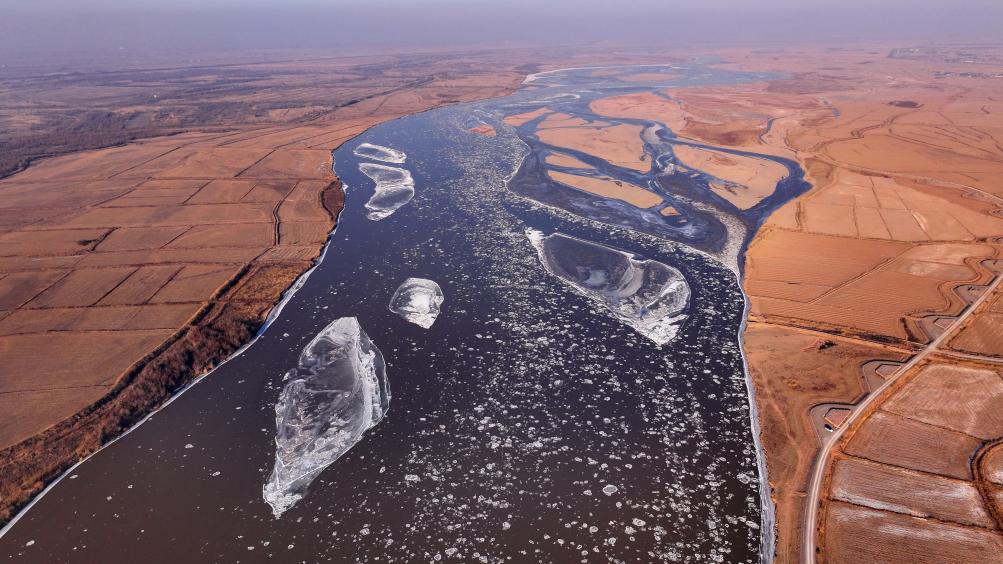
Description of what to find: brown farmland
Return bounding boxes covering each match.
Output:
[680,45,1003,562]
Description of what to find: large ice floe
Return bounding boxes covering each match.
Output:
[358,163,415,221]
[353,142,407,164]
[389,278,444,329]
[263,317,390,518]
[527,229,690,345]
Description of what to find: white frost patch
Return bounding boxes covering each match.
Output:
[263,317,390,518]
[389,278,444,329]
[359,163,415,221]
[353,143,407,164]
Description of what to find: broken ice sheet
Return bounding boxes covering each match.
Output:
[359,163,415,221]
[263,317,390,518]
[527,229,690,345]
[353,142,407,164]
[389,278,444,329]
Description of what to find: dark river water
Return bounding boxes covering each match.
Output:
[0,63,808,563]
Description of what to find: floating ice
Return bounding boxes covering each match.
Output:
[528,230,690,345]
[359,163,415,221]
[353,142,406,164]
[389,278,444,329]
[263,317,390,518]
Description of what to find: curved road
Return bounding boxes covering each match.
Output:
[800,270,1003,564]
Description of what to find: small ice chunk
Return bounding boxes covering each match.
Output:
[602,485,618,496]
[353,142,406,164]
[359,163,415,221]
[527,230,690,345]
[389,278,444,329]
[263,317,390,518]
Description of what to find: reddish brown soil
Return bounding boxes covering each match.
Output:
[668,45,1003,561]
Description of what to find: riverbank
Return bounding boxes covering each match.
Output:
[686,45,1003,561]
[0,179,344,523]
[0,49,534,526]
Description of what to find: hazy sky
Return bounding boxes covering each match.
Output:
[2,0,1002,56]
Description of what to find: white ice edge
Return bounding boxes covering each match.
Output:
[0,168,348,542]
[353,142,407,164]
[536,93,581,102]
[523,63,685,84]
[737,278,777,564]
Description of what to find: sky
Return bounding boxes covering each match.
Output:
[2,0,1001,57]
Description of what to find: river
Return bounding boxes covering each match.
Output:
[0,62,808,563]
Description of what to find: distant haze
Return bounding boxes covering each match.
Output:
[2,0,1002,57]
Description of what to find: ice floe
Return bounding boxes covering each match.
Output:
[389,278,444,329]
[359,163,415,221]
[528,229,690,345]
[353,143,406,164]
[263,317,390,518]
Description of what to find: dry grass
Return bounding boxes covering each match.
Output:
[829,456,994,528]
[880,363,1003,439]
[544,153,593,169]
[672,145,788,209]
[590,92,689,132]
[843,410,981,480]
[821,501,1003,564]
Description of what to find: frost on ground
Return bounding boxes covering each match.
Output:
[263,317,390,518]
[353,142,407,164]
[389,278,445,329]
[528,229,690,345]
[359,163,416,220]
